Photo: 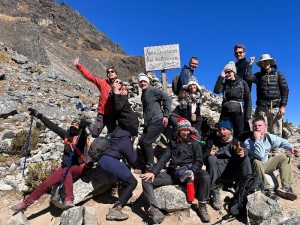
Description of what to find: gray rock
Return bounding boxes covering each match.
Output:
[83,207,99,225]
[0,94,19,118]
[247,191,284,225]
[0,140,9,153]
[2,130,15,139]
[154,185,190,212]
[60,206,84,225]
[12,53,28,64]
[7,212,28,225]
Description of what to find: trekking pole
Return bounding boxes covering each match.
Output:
[22,116,34,178]
[54,128,83,200]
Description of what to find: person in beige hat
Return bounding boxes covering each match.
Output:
[213,61,252,137]
[246,54,289,137]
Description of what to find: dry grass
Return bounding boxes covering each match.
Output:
[88,49,125,58]
[0,13,28,22]
[31,64,48,74]
[79,92,98,105]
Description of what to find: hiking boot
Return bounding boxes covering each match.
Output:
[10,201,29,212]
[147,206,165,224]
[197,202,211,223]
[106,206,129,221]
[211,188,222,211]
[264,189,279,201]
[276,187,298,201]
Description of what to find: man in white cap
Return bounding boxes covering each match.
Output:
[246,54,289,137]
[138,73,172,170]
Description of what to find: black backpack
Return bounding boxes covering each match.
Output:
[228,174,264,216]
[171,73,180,95]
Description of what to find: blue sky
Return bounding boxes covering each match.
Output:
[58,0,300,124]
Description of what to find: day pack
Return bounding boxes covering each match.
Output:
[172,73,180,95]
[228,174,264,216]
[87,136,110,162]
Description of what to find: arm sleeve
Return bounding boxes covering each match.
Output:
[157,89,172,117]
[192,141,204,171]
[244,138,265,160]
[39,115,67,139]
[267,133,293,150]
[151,148,172,175]
[243,80,252,120]
[213,76,224,94]
[179,68,190,87]
[277,72,289,107]
[113,94,128,112]
[76,63,103,85]
[245,65,257,83]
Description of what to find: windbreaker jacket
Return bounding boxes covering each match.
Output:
[76,63,113,115]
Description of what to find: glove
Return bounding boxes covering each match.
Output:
[28,108,42,118]
[79,119,92,129]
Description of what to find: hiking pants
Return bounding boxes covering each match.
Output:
[92,113,116,138]
[255,106,282,137]
[251,154,292,190]
[139,119,165,167]
[25,165,84,204]
[206,155,252,191]
[98,155,137,206]
[142,170,210,208]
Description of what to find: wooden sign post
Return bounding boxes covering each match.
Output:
[144,44,180,92]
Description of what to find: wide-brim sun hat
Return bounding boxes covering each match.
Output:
[256,54,276,67]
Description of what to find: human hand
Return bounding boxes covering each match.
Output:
[163,117,168,127]
[140,172,155,182]
[210,145,219,155]
[253,131,262,140]
[73,57,79,66]
[220,69,226,78]
[235,142,245,157]
[249,57,255,65]
[28,108,41,118]
[291,147,299,154]
[278,106,285,116]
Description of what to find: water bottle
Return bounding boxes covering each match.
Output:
[180,170,193,182]
[187,181,195,203]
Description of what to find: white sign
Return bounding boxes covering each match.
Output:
[144,44,180,71]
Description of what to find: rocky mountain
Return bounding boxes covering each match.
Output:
[0,0,145,83]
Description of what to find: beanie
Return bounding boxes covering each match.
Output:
[177,117,192,132]
[224,61,237,74]
[217,120,233,133]
[138,73,149,83]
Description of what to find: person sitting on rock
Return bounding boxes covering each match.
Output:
[11,108,92,212]
[96,126,140,221]
[204,120,252,211]
[141,117,211,224]
[244,117,299,201]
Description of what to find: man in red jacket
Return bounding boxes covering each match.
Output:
[74,58,119,137]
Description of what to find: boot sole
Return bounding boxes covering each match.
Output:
[276,189,298,201]
[106,216,129,221]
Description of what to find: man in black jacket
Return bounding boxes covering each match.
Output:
[141,118,211,223]
[204,120,252,211]
[246,54,289,137]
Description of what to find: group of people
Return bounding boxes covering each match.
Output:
[11,45,298,224]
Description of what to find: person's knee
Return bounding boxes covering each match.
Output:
[252,159,263,167]
[207,156,217,166]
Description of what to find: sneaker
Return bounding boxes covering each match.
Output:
[62,200,75,209]
[276,187,298,201]
[197,202,211,223]
[211,188,222,211]
[106,206,129,221]
[147,206,165,224]
[264,189,279,201]
[10,201,28,212]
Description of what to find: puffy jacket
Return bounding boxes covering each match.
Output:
[76,63,113,115]
[214,76,252,120]
[101,127,138,167]
[246,65,289,107]
[151,139,203,176]
[177,65,194,93]
[235,58,252,92]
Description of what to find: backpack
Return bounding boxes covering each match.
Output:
[87,136,110,162]
[172,73,180,95]
[228,174,264,216]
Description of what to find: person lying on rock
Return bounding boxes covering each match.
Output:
[203,120,252,211]
[244,117,299,201]
[95,126,141,221]
[11,108,92,212]
[141,117,211,224]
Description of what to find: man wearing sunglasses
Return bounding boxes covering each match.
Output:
[234,44,253,93]
[246,54,289,137]
[74,58,118,137]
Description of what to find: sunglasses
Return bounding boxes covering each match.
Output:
[235,51,244,55]
[114,80,123,85]
[107,70,115,74]
[225,70,233,74]
[260,61,270,65]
